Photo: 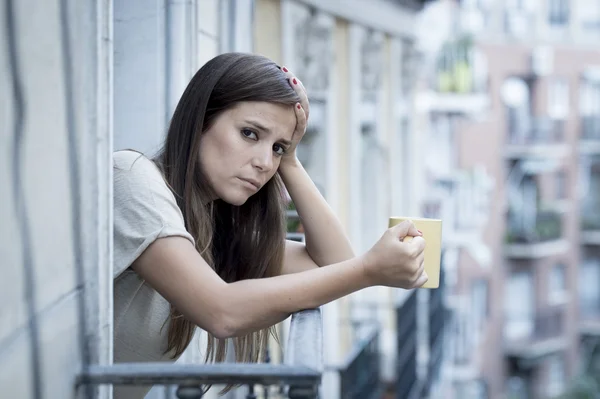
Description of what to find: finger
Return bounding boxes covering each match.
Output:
[289,77,310,118]
[280,67,310,117]
[390,220,415,239]
[406,224,422,238]
[409,236,426,253]
[413,271,429,288]
[293,102,307,138]
[413,260,425,279]
[296,79,310,118]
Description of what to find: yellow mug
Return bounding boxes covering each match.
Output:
[388,216,442,289]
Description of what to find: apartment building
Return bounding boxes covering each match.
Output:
[414,0,600,397]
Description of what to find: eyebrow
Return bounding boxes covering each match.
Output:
[245,119,292,147]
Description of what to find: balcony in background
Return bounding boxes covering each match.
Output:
[580,296,600,337]
[417,36,489,116]
[77,309,323,399]
[336,325,382,399]
[580,116,600,155]
[504,210,568,258]
[396,292,422,399]
[504,117,568,159]
[504,307,568,366]
[581,211,600,246]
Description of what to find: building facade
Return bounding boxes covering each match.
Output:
[415,0,600,397]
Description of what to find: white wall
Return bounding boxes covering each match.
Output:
[0,1,112,398]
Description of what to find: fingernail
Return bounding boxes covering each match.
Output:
[297,104,301,109]
[282,66,288,72]
[418,230,423,235]
[293,78,297,85]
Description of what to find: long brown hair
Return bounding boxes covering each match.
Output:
[154,53,300,366]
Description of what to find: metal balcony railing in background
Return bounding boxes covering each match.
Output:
[428,268,448,388]
[504,307,565,355]
[507,117,564,146]
[432,37,487,95]
[76,309,323,399]
[396,292,420,399]
[581,116,600,141]
[337,325,382,399]
[582,210,600,232]
[505,210,563,244]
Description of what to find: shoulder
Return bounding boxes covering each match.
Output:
[114,150,163,182]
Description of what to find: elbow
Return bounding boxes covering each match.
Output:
[210,324,237,340]
[206,305,241,339]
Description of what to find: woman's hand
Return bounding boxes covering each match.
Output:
[361,220,428,289]
[280,66,310,167]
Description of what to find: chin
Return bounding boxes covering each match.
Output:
[219,191,251,206]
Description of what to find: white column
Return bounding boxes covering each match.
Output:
[166,0,196,117]
[96,1,114,399]
[113,0,167,154]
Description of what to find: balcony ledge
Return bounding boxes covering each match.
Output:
[504,143,569,159]
[504,336,568,362]
[581,230,600,245]
[504,239,569,258]
[580,319,600,336]
[415,91,489,115]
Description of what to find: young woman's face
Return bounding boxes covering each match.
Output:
[199,101,296,205]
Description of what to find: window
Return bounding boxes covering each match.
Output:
[555,170,567,200]
[548,0,569,27]
[548,263,568,304]
[546,355,566,396]
[471,279,489,344]
[581,0,600,32]
[504,271,534,340]
[505,0,535,37]
[580,259,600,318]
[548,78,569,119]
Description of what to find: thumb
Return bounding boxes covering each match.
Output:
[390,220,422,240]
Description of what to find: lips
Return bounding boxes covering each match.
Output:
[238,177,261,190]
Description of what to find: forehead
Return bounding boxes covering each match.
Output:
[229,101,296,138]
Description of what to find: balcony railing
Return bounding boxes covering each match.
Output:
[580,296,600,336]
[396,292,421,399]
[506,210,562,244]
[338,325,382,399]
[507,117,564,146]
[582,212,600,232]
[504,307,566,361]
[77,309,323,399]
[428,270,448,388]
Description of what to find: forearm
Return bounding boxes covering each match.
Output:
[221,255,370,337]
[279,159,354,265]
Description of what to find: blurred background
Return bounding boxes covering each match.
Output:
[2,0,600,398]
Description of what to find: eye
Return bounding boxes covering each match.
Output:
[241,128,258,140]
[273,144,286,156]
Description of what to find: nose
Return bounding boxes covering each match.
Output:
[251,145,274,172]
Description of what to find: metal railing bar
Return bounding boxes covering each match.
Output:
[77,363,321,387]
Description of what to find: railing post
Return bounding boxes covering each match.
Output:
[285,309,323,399]
[246,384,257,399]
[176,385,204,398]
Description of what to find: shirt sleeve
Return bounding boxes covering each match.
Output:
[112,151,195,278]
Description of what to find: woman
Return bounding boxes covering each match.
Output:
[113,53,427,398]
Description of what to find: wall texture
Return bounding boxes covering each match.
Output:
[0,0,112,398]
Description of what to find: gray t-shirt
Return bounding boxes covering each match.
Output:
[113,150,196,399]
